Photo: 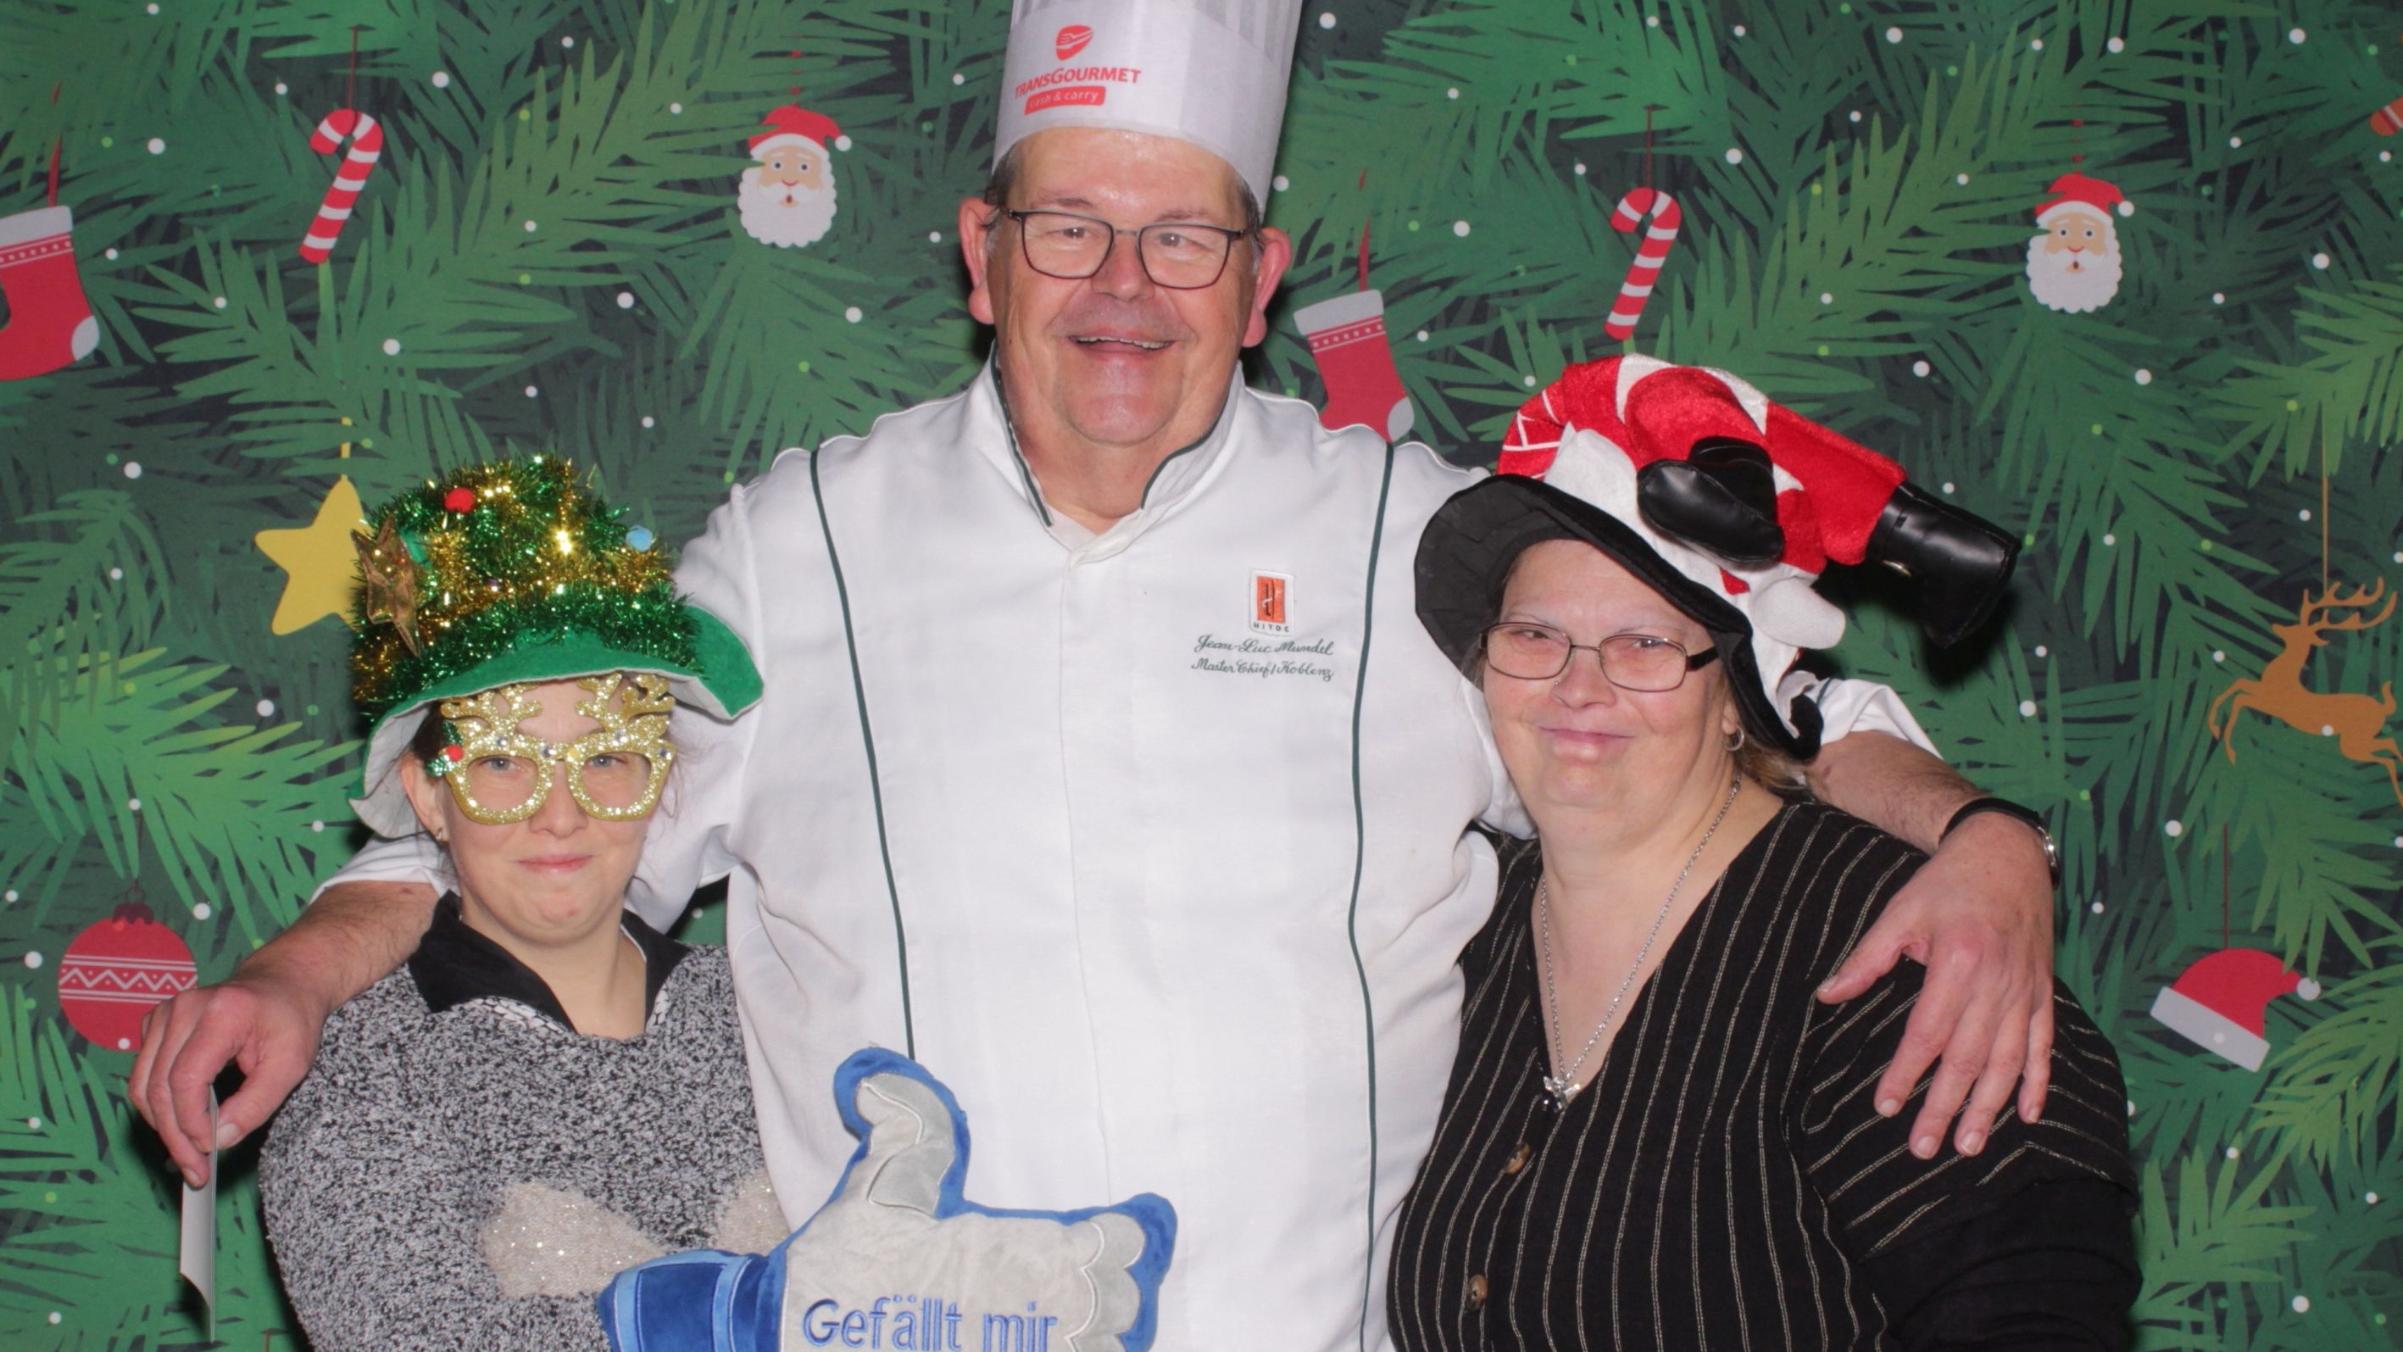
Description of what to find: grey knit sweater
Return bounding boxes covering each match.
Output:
[261,901,782,1351]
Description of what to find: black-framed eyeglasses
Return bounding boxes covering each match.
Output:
[1480,623,1719,690]
[1000,208,1250,290]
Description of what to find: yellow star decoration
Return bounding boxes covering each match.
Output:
[255,475,368,635]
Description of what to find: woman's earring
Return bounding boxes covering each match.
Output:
[1724,725,1747,753]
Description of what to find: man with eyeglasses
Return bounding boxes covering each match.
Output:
[137,3,2062,1347]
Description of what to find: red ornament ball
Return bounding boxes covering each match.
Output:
[57,903,197,1052]
[441,743,466,763]
[443,486,478,512]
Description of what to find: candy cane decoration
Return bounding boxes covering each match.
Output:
[1603,187,1682,340]
[2372,94,2403,136]
[297,109,385,264]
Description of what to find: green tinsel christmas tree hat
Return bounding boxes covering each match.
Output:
[347,457,762,837]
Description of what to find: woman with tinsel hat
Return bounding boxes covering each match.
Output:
[253,460,783,1349]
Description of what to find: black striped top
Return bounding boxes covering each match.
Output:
[1389,802,2138,1351]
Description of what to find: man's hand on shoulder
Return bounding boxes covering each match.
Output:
[1815,811,2056,1159]
[131,971,332,1187]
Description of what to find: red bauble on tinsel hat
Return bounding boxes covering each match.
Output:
[56,899,197,1052]
[2034,171,2133,223]
[748,104,844,157]
[2149,947,2319,1072]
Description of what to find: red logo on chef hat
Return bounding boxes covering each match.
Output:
[1056,25,1094,60]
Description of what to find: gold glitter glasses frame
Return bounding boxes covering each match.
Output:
[432,674,678,825]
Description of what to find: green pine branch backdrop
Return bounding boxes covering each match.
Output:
[2,0,2397,1346]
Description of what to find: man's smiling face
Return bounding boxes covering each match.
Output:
[961,127,1290,463]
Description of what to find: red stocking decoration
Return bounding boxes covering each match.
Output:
[1294,288,1414,441]
[0,204,100,381]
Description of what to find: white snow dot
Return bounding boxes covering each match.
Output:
[2126,1100,2136,1115]
[2226,1145,2241,1160]
[524,385,542,398]
[2322,724,2337,736]
[845,305,864,322]
[952,72,965,85]
[2213,650,2226,663]
[2369,1191,2382,1204]
[1446,87,1460,100]
[2293,1296,2310,1313]
[1646,14,1660,27]
[1885,26,1903,43]
[123,462,142,480]
[2107,36,2125,53]
[311,819,326,832]
[523,219,538,232]
[2165,820,2184,838]
[669,102,683,115]
[1941,482,1955,495]
[1573,162,1587,176]
[2288,28,2306,44]
[1911,360,1931,377]
[275,82,289,95]
[1452,220,1471,237]
[256,700,275,717]
[105,248,118,260]
[1849,110,1863,123]
[616,291,635,309]
[1272,175,1290,192]
[1415,329,1429,342]
[1956,172,1970,185]
[561,35,575,48]
[2034,644,2049,657]
[2229,135,2243,148]
[1522,375,1537,387]
[2310,252,2330,270]
[1319,11,1336,28]
[147,138,166,155]
[27,1116,41,1129]
[383,338,402,355]
[2299,509,2312,522]
[2134,369,2152,385]
[2102,533,2116,546]
[145,1,157,11]
[2384,151,2395,164]
[2018,700,2038,717]
[1819,291,1834,304]
[46,1311,59,1324]
[928,231,943,243]
[118,1036,132,1050]
[128,797,141,812]
[21,953,40,970]
[834,135,852,152]
[640,415,656,429]
[1725,148,1745,165]
[2212,292,2225,304]
[192,903,211,920]
[2030,38,2044,50]
[2090,901,2104,913]
[108,567,124,581]
[2394,551,2403,564]
[1732,24,1747,37]
[3,891,16,903]
[212,296,226,309]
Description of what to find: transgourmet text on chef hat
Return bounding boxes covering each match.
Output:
[995,0,1307,204]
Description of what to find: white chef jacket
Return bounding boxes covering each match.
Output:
[329,368,1929,1351]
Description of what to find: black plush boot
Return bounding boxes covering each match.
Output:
[1634,438,1786,566]
[1866,482,2019,647]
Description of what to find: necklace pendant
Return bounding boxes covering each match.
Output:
[1541,1074,1577,1108]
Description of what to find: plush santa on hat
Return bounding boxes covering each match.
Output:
[740,104,848,249]
[1417,357,2019,759]
[2027,171,2132,314]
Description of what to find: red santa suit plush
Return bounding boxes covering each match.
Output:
[1496,356,2018,651]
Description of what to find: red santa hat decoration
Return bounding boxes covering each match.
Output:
[748,104,846,159]
[2034,171,2134,225]
[2149,948,2319,1072]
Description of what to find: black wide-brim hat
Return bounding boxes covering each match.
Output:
[1414,474,1825,760]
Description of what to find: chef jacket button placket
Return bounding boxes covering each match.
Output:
[1465,1273,1489,1310]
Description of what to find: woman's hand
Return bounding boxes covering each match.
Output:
[1814,812,2055,1158]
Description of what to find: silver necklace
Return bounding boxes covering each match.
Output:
[1537,776,1741,1107]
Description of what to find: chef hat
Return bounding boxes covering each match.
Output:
[1418,358,1873,759]
[994,0,1306,204]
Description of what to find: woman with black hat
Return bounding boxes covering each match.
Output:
[1387,360,2138,1351]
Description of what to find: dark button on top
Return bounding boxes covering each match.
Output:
[1466,1274,1489,1309]
[1502,1143,1532,1176]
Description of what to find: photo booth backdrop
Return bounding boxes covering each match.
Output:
[1,0,2398,1346]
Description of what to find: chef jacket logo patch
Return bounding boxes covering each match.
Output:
[1251,572,1291,634]
[1055,24,1094,60]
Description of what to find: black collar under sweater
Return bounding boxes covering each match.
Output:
[407,894,688,1031]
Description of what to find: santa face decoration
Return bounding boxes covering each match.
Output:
[2025,172,2131,314]
[740,104,843,249]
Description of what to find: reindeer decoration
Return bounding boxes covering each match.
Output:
[2206,579,2402,810]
